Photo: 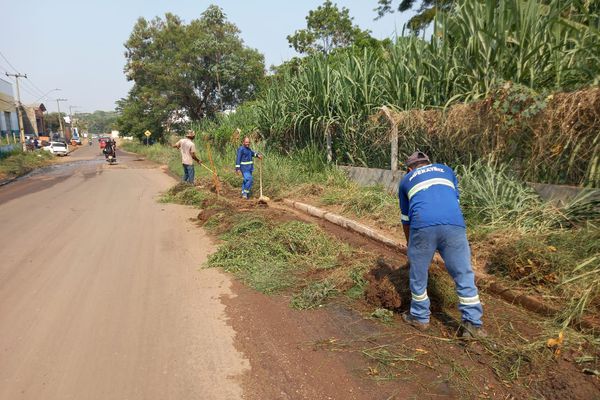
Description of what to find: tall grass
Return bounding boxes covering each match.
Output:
[559,255,600,327]
[457,161,559,231]
[249,0,599,182]
[121,139,347,198]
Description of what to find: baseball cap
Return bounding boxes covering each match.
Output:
[406,151,430,168]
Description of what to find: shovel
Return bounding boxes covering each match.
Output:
[258,157,270,204]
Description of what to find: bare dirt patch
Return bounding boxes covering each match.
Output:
[222,279,472,400]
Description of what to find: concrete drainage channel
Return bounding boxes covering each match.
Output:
[282,199,599,332]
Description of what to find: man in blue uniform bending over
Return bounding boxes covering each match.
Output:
[399,151,485,339]
[235,137,263,199]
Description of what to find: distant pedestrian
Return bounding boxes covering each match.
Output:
[398,151,485,339]
[235,137,262,199]
[173,130,202,184]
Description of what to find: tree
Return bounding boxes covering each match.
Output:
[118,5,265,141]
[116,89,167,142]
[45,112,61,134]
[375,0,454,33]
[75,111,118,134]
[287,1,373,55]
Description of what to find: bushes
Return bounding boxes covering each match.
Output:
[392,85,600,187]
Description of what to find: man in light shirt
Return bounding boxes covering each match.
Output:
[173,130,202,184]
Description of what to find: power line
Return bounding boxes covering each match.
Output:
[25,77,47,97]
[21,79,45,98]
[0,50,19,73]
[0,50,51,101]
[4,76,40,101]
[21,86,41,101]
[3,71,53,104]
[0,62,9,74]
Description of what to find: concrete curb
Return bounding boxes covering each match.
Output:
[283,199,403,250]
[282,199,599,331]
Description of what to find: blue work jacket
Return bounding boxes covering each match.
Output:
[235,146,260,172]
[398,163,465,229]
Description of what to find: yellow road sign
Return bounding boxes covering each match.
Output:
[144,130,152,137]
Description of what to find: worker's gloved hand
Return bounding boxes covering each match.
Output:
[258,154,263,159]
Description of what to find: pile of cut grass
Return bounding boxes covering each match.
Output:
[207,216,350,294]
[290,280,338,310]
[159,182,207,207]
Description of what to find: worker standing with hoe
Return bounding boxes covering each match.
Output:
[235,137,262,199]
[173,130,202,184]
[399,151,485,339]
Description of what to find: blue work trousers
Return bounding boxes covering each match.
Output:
[407,225,483,326]
[241,170,254,196]
[182,164,195,184]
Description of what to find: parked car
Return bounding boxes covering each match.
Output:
[42,141,69,156]
[71,137,82,145]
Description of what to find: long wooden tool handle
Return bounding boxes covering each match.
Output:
[200,163,215,174]
[259,158,263,197]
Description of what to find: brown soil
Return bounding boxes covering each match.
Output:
[365,274,403,309]
[190,179,600,399]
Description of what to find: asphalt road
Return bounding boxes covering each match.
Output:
[0,144,248,399]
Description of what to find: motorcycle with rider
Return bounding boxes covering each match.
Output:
[103,138,117,164]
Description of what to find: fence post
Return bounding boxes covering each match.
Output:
[380,106,398,171]
[326,127,333,163]
[390,120,398,172]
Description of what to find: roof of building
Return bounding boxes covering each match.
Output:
[25,103,47,112]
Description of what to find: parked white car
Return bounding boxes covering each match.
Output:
[42,141,69,156]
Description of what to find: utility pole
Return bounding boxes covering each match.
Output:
[5,72,27,151]
[56,98,67,139]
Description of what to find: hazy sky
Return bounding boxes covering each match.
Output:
[2,0,414,113]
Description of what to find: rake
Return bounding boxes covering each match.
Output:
[203,142,222,196]
[258,157,270,204]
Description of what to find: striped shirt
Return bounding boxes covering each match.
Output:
[398,163,465,229]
